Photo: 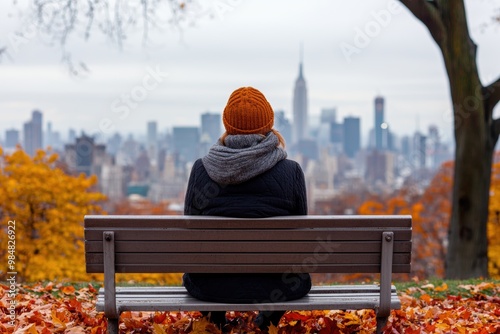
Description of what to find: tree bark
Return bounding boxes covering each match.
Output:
[400,0,500,278]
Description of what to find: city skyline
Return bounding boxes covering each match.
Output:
[0,0,498,143]
[0,100,448,153]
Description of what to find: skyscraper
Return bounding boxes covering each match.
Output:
[147,121,158,163]
[200,112,221,155]
[374,96,384,150]
[172,126,200,165]
[23,110,43,156]
[343,116,361,158]
[274,110,292,146]
[5,129,20,148]
[292,58,308,144]
[201,112,221,145]
[147,121,158,146]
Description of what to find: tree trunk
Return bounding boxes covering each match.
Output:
[400,0,500,278]
[441,1,490,278]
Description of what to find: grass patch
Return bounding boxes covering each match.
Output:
[395,278,500,299]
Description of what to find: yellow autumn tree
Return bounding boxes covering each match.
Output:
[0,147,106,282]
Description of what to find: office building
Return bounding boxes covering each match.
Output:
[147,121,158,164]
[343,116,361,158]
[64,134,107,177]
[374,96,384,150]
[274,110,292,146]
[5,129,20,148]
[23,110,43,156]
[201,112,221,144]
[172,126,200,165]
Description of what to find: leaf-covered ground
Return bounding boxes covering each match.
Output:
[1,281,500,333]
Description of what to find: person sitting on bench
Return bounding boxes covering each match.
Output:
[183,86,311,332]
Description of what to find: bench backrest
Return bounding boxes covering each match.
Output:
[84,215,412,274]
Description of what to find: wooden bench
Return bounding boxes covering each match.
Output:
[84,215,412,334]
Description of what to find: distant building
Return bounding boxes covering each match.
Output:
[106,133,123,156]
[374,96,385,150]
[23,110,43,156]
[45,122,63,151]
[413,131,427,169]
[295,139,319,162]
[64,134,108,177]
[274,110,292,147]
[172,126,200,165]
[5,129,20,148]
[68,128,77,143]
[101,164,126,201]
[330,122,343,145]
[201,112,221,144]
[320,108,336,124]
[292,58,308,143]
[365,150,395,188]
[200,112,221,155]
[147,121,158,164]
[147,121,158,146]
[343,116,360,158]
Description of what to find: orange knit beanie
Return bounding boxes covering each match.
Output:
[223,87,274,135]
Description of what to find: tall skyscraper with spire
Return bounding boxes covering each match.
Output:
[292,50,308,144]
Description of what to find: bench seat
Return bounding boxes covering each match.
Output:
[96,285,401,313]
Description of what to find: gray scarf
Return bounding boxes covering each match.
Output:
[202,132,287,185]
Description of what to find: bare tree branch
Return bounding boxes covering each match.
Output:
[399,0,447,48]
[492,117,500,140]
[485,76,500,113]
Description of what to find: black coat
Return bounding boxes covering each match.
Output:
[184,158,307,217]
[183,157,311,304]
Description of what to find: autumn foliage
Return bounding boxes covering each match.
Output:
[1,281,500,333]
[0,147,106,282]
[318,158,500,280]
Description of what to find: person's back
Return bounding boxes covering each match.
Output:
[183,87,310,332]
[185,158,306,217]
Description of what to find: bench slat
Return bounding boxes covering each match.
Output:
[86,263,412,274]
[106,285,396,295]
[85,229,411,242]
[86,240,412,253]
[85,215,412,229]
[95,286,401,313]
[86,253,411,265]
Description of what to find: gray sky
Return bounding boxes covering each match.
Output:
[0,0,499,146]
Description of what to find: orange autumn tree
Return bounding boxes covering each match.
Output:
[411,161,453,278]
[487,153,500,278]
[0,147,106,282]
[357,162,453,278]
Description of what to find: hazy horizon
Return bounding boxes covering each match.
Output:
[1,0,498,146]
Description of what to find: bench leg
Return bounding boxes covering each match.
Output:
[107,318,119,334]
[376,316,388,334]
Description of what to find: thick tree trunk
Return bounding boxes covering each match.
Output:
[441,1,490,278]
[400,0,500,278]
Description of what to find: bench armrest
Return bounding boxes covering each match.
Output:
[377,231,394,318]
[103,231,119,319]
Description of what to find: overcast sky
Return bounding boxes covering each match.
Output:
[0,0,499,146]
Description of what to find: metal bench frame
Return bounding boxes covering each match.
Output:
[84,215,412,334]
